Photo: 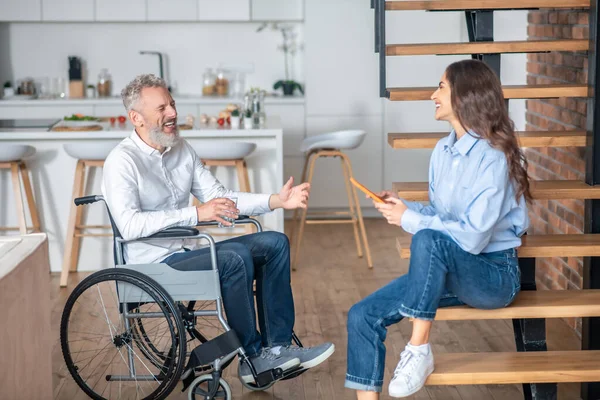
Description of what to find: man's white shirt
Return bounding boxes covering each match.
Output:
[101,130,272,264]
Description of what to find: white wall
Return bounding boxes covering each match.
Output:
[3,22,304,96]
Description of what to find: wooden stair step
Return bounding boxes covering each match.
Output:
[386,0,590,11]
[397,234,600,259]
[387,84,588,101]
[428,351,600,385]
[388,130,587,149]
[393,180,600,201]
[386,40,588,56]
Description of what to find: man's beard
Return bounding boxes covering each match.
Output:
[149,124,180,148]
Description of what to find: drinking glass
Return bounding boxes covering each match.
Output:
[218,196,238,228]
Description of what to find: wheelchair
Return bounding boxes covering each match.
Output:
[60,195,306,400]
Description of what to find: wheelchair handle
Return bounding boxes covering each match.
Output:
[74,195,102,206]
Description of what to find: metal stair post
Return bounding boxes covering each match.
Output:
[582,1,600,399]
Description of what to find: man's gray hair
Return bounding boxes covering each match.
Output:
[121,74,167,112]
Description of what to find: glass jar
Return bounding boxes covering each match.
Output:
[202,68,216,96]
[215,69,229,97]
[97,68,112,98]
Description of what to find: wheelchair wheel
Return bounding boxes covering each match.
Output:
[60,268,186,400]
[132,299,227,378]
[188,374,231,400]
[237,362,276,391]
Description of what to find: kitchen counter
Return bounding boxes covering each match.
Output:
[0,119,284,274]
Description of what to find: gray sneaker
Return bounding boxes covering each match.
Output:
[276,342,335,369]
[239,348,301,383]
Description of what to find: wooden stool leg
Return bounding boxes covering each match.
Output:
[291,152,318,271]
[235,159,254,234]
[288,151,313,246]
[19,161,41,233]
[10,162,27,235]
[60,160,85,287]
[70,163,90,272]
[340,156,363,258]
[341,153,373,268]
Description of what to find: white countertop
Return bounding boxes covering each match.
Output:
[0,94,305,107]
[0,117,283,140]
[0,234,47,280]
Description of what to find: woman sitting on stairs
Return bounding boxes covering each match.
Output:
[345,59,532,398]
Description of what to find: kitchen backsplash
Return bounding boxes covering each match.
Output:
[0,22,304,97]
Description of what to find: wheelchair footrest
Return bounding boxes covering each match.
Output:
[187,330,242,369]
[255,367,285,387]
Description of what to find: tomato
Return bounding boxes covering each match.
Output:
[74,113,84,118]
[118,116,127,123]
[226,116,231,125]
[217,118,225,126]
[110,117,116,124]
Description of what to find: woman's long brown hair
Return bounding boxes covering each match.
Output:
[445,59,532,203]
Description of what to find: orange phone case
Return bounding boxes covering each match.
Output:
[350,177,386,203]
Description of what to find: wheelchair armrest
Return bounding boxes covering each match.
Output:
[195,215,251,227]
[147,226,200,238]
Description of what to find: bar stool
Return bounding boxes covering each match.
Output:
[60,142,119,288]
[0,145,40,235]
[290,130,372,270]
[192,141,257,234]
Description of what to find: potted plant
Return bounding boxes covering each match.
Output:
[257,23,304,96]
[244,109,253,129]
[230,108,241,129]
[3,81,14,98]
[86,84,96,98]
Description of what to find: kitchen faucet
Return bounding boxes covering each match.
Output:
[140,51,171,91]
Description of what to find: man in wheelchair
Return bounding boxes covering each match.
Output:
[101,74,334,384]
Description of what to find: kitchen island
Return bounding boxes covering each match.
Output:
[0,118,284,275]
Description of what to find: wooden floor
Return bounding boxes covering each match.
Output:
[51,219,582,399]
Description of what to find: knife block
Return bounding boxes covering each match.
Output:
[69,81,84,98]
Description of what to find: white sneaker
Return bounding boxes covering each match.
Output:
[388,343,434,398]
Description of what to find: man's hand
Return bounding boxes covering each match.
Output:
[373,197,407,226]
[196,198,239,226]
[269,176,310,210]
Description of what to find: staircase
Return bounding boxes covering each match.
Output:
[371,0,600,399]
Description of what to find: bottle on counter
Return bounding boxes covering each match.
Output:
[97,68,112,98]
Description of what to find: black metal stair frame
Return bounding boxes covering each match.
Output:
[583,1,600,399]
[372,1,600,399]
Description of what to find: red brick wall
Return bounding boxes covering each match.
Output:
[526,9,589,334]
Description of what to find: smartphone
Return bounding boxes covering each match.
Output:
[350,177,386,203]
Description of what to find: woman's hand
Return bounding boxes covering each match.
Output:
[373,197,408,226]
[365,189,399,202]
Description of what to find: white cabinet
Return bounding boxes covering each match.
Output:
[0,0,41,21]
[197,0,249,21]
[268,104,305,156]
[147,0,197,21]
[42,0,94,21]
[251,0,303,21]
[96,0,146,21]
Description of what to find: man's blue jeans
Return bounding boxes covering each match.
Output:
[162,231,294,357]
[345,229,521,392]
